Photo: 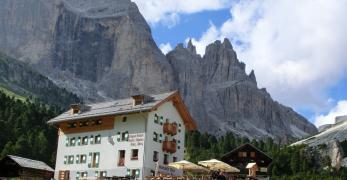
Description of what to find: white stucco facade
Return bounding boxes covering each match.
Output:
[54,101,187,180]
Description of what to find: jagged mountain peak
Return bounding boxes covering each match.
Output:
[187,39,197,54]
[0,0,317,141]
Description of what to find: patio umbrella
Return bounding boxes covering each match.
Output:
[198,159,240,173]
[169,160,209,172]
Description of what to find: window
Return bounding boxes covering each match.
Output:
[90,135,94,144]
[117,132,121,142]
[153,151,159,162]
[100,171,107,177]
[134,99,143,105]
[238,151,247,157]
[164,154,169,165]
[65,138,69,147]
[92,119,102,126]
[121,131,129,141]
[129,169,140,178]
[73,109,79,114]
[173,157,177,162]
[131,149,139,160]
[160,116,164,125]
[69,137,76,146]
[159,134,163,143]
[81,172,88,178]
[80,154,87,164]
[154,114,159,123]
[76,155,80,164]
[82,136,88,145]
[153,132,158,142]
[79,121,89,127]
[88,152,100,168]
[67,122,77,128]
[150,170,155,176]
[95,171,106,177]
[250,152,256,158]
[94,135,101,144]
[178,146,180,150]
[118,150,125,166]
[122,116,127,122]
[68,155,74,164]
[77,137,81,145]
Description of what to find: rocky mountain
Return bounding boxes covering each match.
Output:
[0,52,80,109]
[0,0,317,140]
[292,116,347,169]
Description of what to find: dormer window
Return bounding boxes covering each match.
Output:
[131,94,153,106]
[132,95,144,106]
[70,104,80,115]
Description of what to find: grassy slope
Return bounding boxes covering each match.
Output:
[0,86,26,101]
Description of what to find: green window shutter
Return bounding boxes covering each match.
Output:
[160,116,163,125]
[88,153,92,168]
[136,169,140,178]
[154,114,158,123]
[96,152,100,168]
[76,155,80,164]
[125,131,129,141]
[117,132,121,142]
[66,138,69,147]
[90,135,94,144]
[64,156,67,164]
[78,137,81,145]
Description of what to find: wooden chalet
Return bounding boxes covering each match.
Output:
[221,143,272,179]
[0,155,54,180]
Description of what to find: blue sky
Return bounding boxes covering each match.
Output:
[133,0,347,127]
[151,9,231,48]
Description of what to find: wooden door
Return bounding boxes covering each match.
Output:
[58,170,70,180]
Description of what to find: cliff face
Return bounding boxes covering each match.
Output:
[0,52,80,109]
[167,40,317,140]
[0,0,317,140]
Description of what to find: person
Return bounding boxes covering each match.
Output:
[217,171,226,180]
[212,170,219,179]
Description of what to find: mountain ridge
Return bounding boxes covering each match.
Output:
[0,0,317,140]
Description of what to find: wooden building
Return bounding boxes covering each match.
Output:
[221,143,272,179]
[0,155,54,180]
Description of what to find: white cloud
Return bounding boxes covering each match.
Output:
[314,100,347,127]
[190,0,347,116]
[132,0,233,26]
[188,22,219,55]
[159,43,173,54]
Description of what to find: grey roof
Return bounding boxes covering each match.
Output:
[7,155,54,171]
[47,91,177,124]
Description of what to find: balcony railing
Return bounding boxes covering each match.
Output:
[163,122,178,136]
[162,140,177,153]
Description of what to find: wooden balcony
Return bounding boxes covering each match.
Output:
[163,122,178,136]
[162,140,177,153]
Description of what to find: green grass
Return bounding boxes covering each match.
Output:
[0,86,26,101]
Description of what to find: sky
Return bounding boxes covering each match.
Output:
[132,0,347,127]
